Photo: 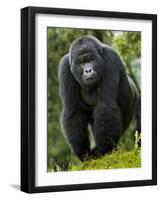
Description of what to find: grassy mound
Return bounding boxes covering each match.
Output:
[70,149,141,171]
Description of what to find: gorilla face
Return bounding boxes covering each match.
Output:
[81,61,97,86]
[70,42,104,89]
[72,53,98,87]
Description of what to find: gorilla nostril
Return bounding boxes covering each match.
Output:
[84,67,93,75]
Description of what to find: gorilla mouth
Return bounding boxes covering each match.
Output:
[83,74,96,80]
[83,76,97,85]
[85,76,95,80]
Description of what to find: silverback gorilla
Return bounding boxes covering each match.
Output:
[59,36,138,161]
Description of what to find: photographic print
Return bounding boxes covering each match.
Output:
[47,28,141,172]
[21,7,157,193]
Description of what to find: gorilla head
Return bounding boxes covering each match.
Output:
[69,36,104,88]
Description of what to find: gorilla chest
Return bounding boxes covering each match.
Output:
[80,88,98,107]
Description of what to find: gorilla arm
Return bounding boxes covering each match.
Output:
[93,46,126,154]
[59,54,91,160]
[118,74,138,131]
[59,54,79,114]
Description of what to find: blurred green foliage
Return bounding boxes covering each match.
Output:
[47,28,141,172]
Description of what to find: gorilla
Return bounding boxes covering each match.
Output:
[59,35,138,161]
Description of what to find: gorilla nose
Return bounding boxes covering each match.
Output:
[84,67,93,76]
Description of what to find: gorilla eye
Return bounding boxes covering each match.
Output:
[79,62,84,68]
[78,57,94,68]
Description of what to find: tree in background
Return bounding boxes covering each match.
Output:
[112,31,141,93]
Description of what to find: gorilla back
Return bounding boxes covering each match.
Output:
[59,35,138,161]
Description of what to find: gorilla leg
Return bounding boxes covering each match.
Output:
[62,111,90,161]
[93,104,123,155]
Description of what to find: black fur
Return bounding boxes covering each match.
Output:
[59,36,138,161]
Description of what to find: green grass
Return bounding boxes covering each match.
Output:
[70,149,141,171]
[48,127,141,172]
